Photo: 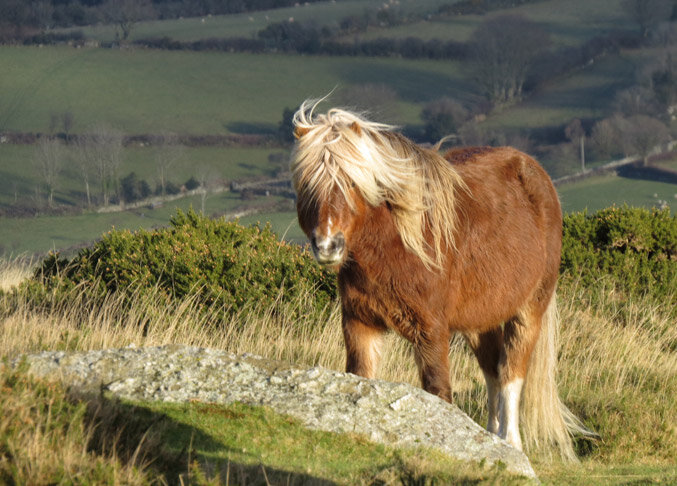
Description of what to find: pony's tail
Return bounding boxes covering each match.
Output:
[520,291,595,462]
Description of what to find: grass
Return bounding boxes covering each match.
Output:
[351,0,630,46]
[0,192,291,257]
[558,173,677,213]
[62,0,455,43]
[0,45,471,135]
[0,143,283,208]
[0,367,524,486]
[0,255,676,483]
[4,161,677,257]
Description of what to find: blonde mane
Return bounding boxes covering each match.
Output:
[290,99,466,269]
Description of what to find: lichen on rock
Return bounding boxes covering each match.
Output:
[13,344,536,479]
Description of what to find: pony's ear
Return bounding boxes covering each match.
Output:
[294,126,310,139]
[349,122,362,136]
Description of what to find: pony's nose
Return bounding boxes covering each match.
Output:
[311,232,345,264]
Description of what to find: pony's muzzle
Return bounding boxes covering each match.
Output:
[311,232,345,265]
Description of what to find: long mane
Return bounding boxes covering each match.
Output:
[290,99,466,269]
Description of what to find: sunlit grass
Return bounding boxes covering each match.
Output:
[1,258,676,483]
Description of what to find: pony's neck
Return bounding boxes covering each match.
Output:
[346,203,417,275]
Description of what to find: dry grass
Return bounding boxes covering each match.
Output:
[0,365,155,484]
[0,256,33,292]
[1,258,676,478]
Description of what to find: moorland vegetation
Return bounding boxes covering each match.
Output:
[0,206,675,483]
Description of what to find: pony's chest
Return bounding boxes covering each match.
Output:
[339,264,433,336]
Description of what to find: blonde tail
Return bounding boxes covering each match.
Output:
[520,291,594,461]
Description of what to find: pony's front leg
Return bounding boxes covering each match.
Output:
[342,315,385,379]
[413,329,452,403]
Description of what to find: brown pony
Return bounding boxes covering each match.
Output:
[290,100,589,460]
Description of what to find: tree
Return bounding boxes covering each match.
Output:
[621,0,672,38]
[421,98,468,143]
[619,114,671,165]
[153,132,184,196]
[277,107,296,144]
[76,123,124,206]
[614,85,660,117]
[564,119,586,172]
[102,0,153,41]
[590,116,625,161]
[469,15,550,106]
[33,137,63,207]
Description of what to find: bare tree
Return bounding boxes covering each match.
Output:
[421,98,468,143]
[619,114,671,165]
[565,119,586,171]
[73,136,94,207]
[33,137,63,207]
[102,0,154,41]
[614,85,661,117]
[196,165,218,215]
[621,0,673,38]
[590,116,626,161]
[153,132,184,197]
[469,15,550,106]
[76,123,124,206]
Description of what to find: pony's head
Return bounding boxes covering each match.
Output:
[290,99,465,269]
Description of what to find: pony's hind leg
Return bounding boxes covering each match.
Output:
[342,316,386,379]
[498,306,544,450]
[464,328,503,434]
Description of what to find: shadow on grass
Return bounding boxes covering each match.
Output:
[77,391,336,485]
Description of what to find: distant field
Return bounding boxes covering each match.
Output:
[64,0,454,43]
[0,143,283,208]
[3,170,675,258]
[558,174,677,213]
[481,49,643,135]
[0,192,290,257]
[349,0,629,46]
[0,46,472,135]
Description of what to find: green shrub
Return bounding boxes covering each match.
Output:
[561,206,677,302]
[33,209,336,317]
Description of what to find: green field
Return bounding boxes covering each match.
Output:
[349,0,630,46]
[69,0,453,43]
[3,169,676,258]
[0,192,291,256]
[0,143,283,208]
[0,45,473,135]
[558,174,677,213]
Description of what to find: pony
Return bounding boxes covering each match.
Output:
[290,99,589,460]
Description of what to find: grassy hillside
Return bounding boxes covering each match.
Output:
[68,0,453,43]
[0,45,472,134]
[558,174,677,213]
[0,143,282,208]
[348,0,630,45]
[0,215,675,484]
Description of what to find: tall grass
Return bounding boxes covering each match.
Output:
[1,257,676,481]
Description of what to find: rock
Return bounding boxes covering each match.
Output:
[13,344,536,479]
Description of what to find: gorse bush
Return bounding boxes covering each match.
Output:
[560,206,676,302]
[27,207,676,322]
[34,209,336,317]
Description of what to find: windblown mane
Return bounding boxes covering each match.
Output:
[290,99,466,268]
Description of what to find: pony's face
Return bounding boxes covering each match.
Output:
[297,183,365,267]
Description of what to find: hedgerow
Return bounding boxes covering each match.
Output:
[23,206,676,322]
[32,209,336,317]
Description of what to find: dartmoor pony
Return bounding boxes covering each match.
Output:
[290,100,588,460]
